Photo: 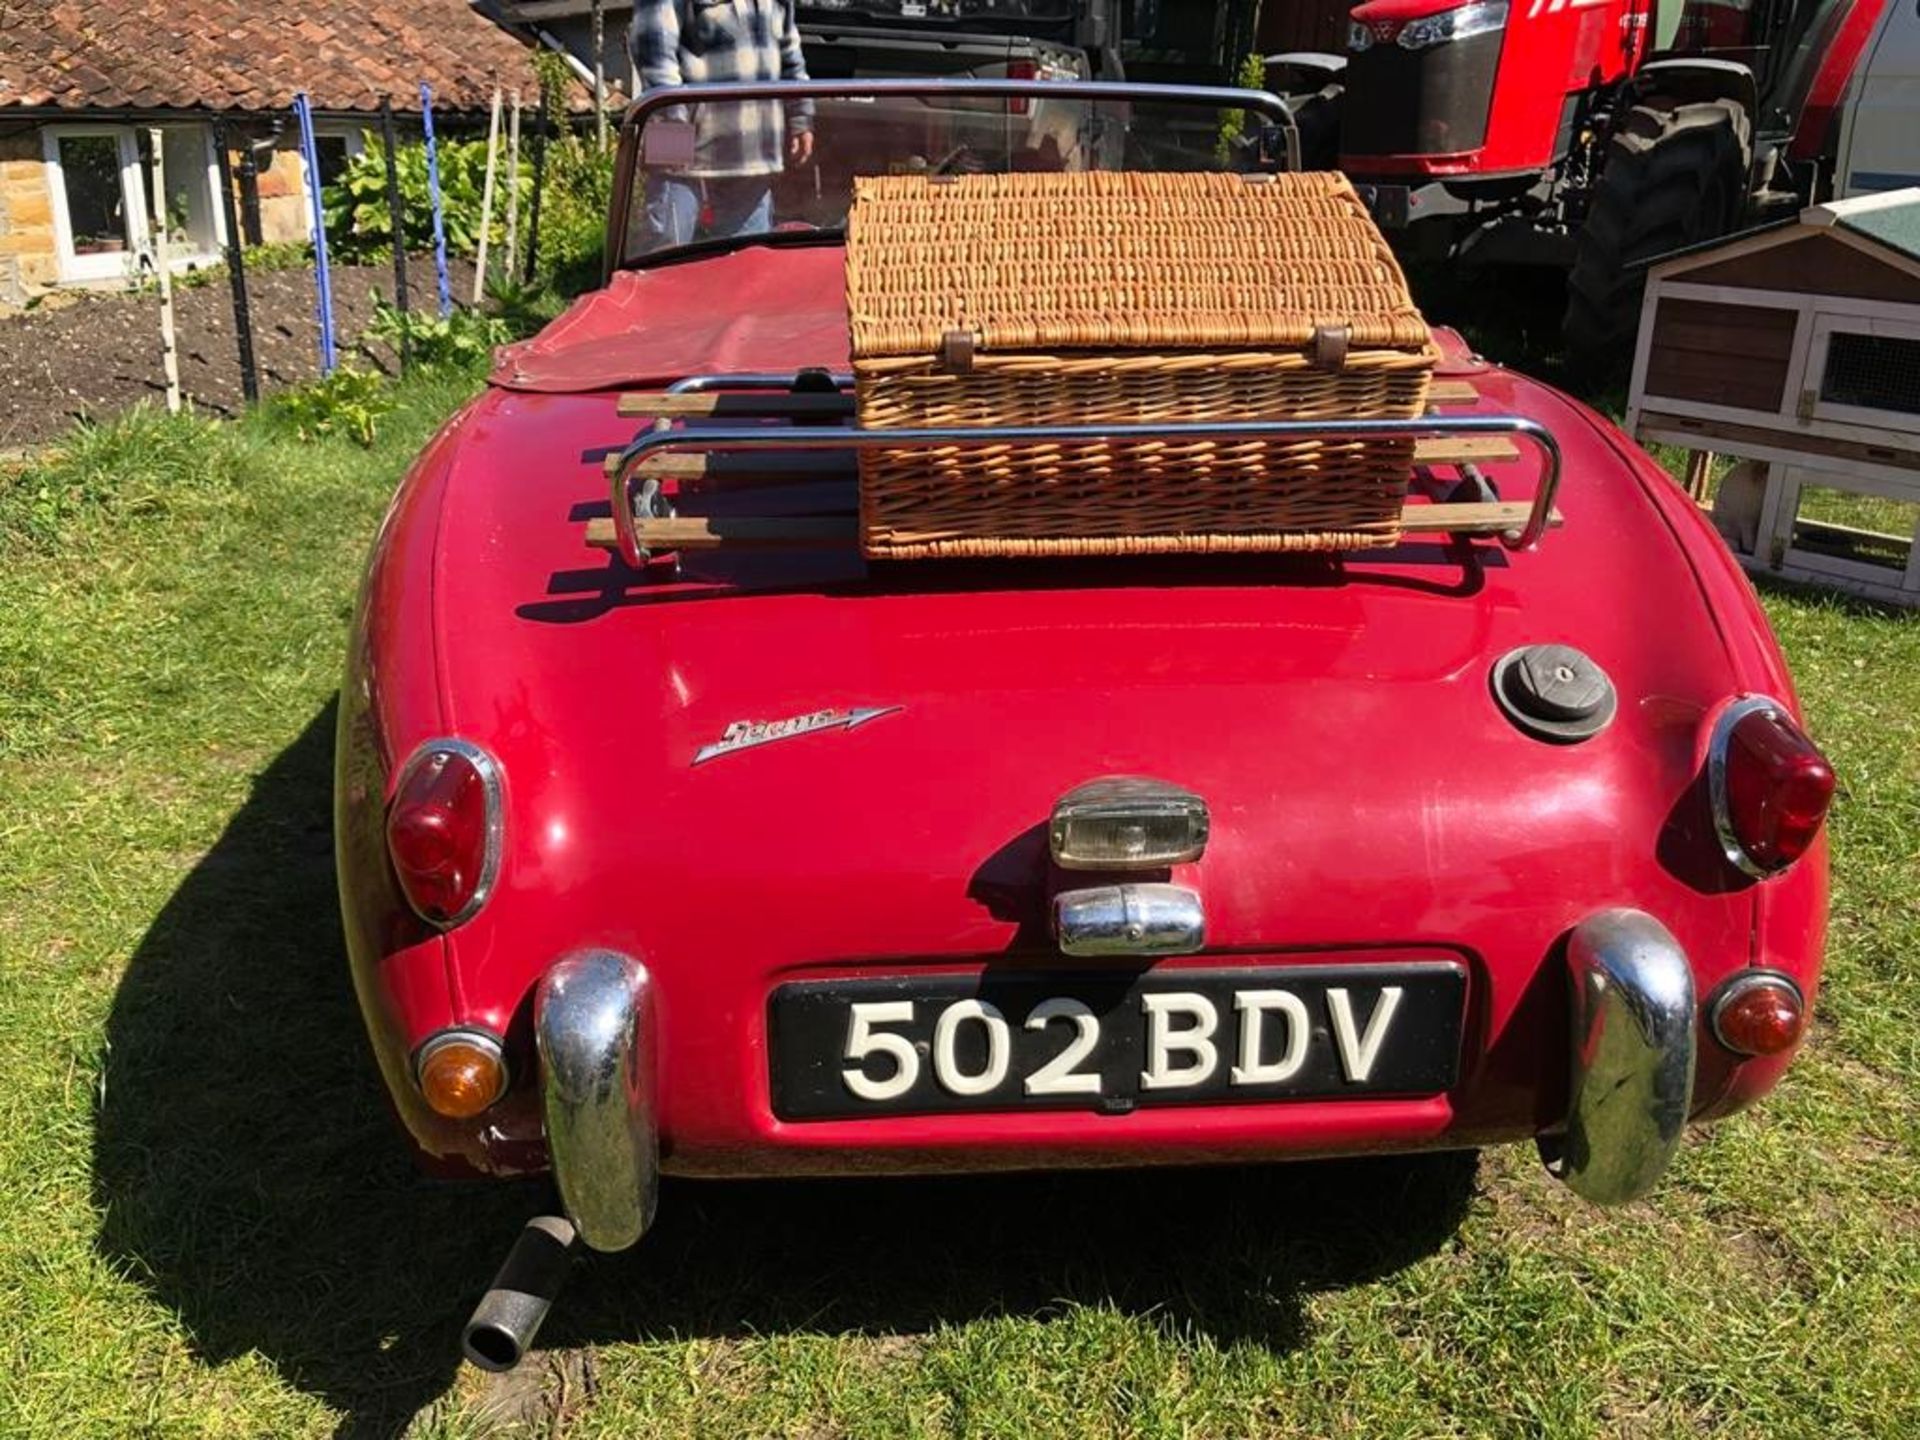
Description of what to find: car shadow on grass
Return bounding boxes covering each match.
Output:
[94,701,1478,1440]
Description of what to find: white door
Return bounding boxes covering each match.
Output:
[43,127,148,282]
[1839,0,1920,196]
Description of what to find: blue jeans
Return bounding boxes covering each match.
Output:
[646,174,774,246]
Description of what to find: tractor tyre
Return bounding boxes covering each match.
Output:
[1563,99,1751,368]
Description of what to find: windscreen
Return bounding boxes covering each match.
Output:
[618,87,1287,267]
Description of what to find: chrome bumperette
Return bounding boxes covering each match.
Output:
[1707,694,1791,879]
[1548,910,1697,1206]
[535,951,659,1253]
[1053,883,1206,958]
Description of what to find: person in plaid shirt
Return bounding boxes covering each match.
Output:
[629,0,815,245]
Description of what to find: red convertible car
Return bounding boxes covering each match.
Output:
[335,80,1835,1371]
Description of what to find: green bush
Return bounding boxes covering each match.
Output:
[322,119,609,295]
[482,275,570,337]
[269,368,395,447]
[1215,52,1269,166]
[366,299,515,373]
[529,130,611,288]
[517,60,614,290]
[323,139,530,262]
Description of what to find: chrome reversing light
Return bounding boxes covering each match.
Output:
[1048,776,1210,870]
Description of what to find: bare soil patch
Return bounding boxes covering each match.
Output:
[0,257,477,449]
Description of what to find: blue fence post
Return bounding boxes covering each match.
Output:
[421,83,453,318]
[293,92,337,374]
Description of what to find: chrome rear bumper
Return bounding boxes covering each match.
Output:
[1545,910,1697,1205]
[531,917,1697,1238]
[535,951,659,1252]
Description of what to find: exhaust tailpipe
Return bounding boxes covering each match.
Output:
[461,1215,578,1372]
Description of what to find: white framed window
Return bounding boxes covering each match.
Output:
[310,123,369,196]
[41,123,228,285]
[42,126,145,283]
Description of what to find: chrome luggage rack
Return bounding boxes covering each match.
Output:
[588,372,1562,570]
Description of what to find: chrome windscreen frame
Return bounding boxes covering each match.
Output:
[606,77,1303,279]
[609,414,1565,568]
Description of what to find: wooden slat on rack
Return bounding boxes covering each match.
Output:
[1429,380,1479,404]
[584,499,1555,552]
[1401,500,1557,533]
[603,449,853,479]
[616,392,856,419]
[585,515,858,550]
[1411,435,1515,464]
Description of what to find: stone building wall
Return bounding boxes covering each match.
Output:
[248,133,314,245]
[0,131,60,307]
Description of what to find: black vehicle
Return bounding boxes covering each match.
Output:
[798,0,1121,77]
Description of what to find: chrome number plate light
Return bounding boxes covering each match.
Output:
[1049,776,1210,870]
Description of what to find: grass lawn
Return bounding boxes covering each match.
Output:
[1,350,1916,1438]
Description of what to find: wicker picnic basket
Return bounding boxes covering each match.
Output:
[844,170,1439,559]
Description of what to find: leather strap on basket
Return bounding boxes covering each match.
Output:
[1311,324,1351,373]
[939,329,978,375]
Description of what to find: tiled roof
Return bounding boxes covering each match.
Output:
[0,0,576,113]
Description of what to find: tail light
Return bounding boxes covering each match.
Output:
[1708,698,1834,877]
[387,739,503,926]
[1708,972,1806,1057]
[1007,59,1037,115]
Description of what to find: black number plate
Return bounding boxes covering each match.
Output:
[768,964,1465,1120]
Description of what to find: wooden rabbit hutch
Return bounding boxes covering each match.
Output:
[1627,189,1920,606]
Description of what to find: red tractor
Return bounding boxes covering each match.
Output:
[1266,0,1893,357]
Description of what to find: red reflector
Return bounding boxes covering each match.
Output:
[1718,704,1834,875]
[1711,974,1805,1057]
[387,745,498,925]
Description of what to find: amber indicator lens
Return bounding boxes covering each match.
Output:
[416,1034,507,1117]
[1050,776,1210,870]
[388,748,492,924]
[1724,708,1835,873]
[1711,976,1806,1058]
